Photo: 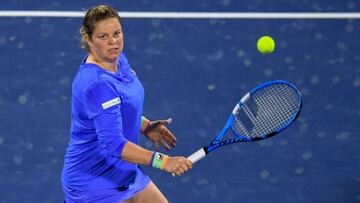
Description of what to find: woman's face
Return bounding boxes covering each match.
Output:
[87,17,123,63]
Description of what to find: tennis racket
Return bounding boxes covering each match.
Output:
[187,80,302,164]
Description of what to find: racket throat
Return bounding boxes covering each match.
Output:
[212,116,235,144]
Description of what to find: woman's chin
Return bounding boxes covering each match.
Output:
[105,54,120,62]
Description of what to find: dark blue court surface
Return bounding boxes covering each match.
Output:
[0,1,359,203]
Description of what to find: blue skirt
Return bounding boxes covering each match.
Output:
[63,167,150,203]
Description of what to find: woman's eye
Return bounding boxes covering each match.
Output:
[98,35,107,40]
[114,32,121,37]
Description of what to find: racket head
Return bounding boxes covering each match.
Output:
[231,80,302,141]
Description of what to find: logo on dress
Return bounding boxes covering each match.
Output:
[101,97,121,109]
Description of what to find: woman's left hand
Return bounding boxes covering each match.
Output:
[143,118,176,151]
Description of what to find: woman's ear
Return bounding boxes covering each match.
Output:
[85,34,93,49]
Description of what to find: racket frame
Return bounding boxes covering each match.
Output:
[187,80,302,164]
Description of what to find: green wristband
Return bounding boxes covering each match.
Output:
[152,152,168,170]
[141,116,146,127]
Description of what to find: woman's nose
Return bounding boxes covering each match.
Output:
[108,37,117,44]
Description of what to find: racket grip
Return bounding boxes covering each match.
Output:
[187,148,206,164]
[171,148,206,177]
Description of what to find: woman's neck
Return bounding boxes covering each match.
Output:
[86,54,118,73]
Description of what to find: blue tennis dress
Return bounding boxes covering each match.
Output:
[62,53,150,202]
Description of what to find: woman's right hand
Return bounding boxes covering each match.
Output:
[164,156,193,176]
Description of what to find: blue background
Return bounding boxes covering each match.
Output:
[0,1,359,202]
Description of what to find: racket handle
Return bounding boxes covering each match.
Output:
[187,148,206,164]
[171,148,206,177]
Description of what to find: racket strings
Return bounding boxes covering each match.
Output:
[251,85,297,136]
[251,85,298,135]
[233,84,300,139]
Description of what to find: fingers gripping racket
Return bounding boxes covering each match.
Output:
[188,80,302,164]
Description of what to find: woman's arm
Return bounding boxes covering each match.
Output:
[121,140,153,165]
[121,141,192,176]
[84,82,192,175]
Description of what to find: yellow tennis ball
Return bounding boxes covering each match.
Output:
[257,36,275,54]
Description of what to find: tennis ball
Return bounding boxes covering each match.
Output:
[257,36,275,54]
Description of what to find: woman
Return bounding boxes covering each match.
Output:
[61,5,192,203]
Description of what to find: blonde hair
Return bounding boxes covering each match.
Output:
[80,5,122,51]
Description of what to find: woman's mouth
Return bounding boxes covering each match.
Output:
[108,47,119,54]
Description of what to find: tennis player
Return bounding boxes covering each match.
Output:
[61,5,192,203]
